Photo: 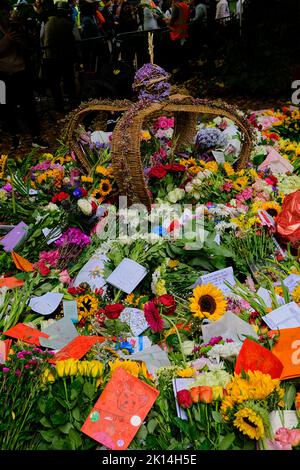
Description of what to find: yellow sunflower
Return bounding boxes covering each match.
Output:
[177,367,195,378]
[95,165,113,177]
[261,201,282,218]
[189,283,227,321]
[232,176,249,191]
[292,285,300,303]
[233,407,265,440]
[99,179,112,196]
[77,294,99,320]
[223,162,235,177]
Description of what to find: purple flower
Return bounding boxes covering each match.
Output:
[3,184,12,192]
[15,369,22,376]
[33,347,43,353]
[17,352,25,359]
[2,367,10,373]
[25,364,31,369]
[54,227,91,248]
[208,336,223,346]
[196,128,227,150]
[73,188,82,198]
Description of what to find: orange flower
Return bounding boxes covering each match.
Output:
[190,386,201,403]
[198,386,213,404]
[295,392,300,410]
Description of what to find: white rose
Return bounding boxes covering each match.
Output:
[44,202,59,212]
[77,198,92,215]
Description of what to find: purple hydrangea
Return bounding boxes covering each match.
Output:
[133,63,171,102]
[195,128,228,150]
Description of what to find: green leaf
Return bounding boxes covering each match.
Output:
[59,422,74,434]
[40,429,58,443]
[147,418,158,434]
[52,436,66,450]
[211,411,223,424]
[70,387,79,401]
[38,398,47,414]
[83,382,96,400]
[69,428,83,450]
[284,383,297,410]
[40,416,52,428]
[51,412,69,426]
[136,424,148,440]
[72,407,81,422]
[219,433,235,450]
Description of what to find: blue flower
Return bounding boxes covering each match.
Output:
[73,188,82,198]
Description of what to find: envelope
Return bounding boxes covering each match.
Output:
[258,149,294,174]
[4,323,49,346]
[272,327,300,380]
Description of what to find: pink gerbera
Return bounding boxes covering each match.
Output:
[144,300,164,333]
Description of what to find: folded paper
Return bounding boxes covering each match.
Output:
[11,251,34,272]
[263,302,300,330]
[258,149,294,174]
[202,311,258,344]
[29,292,64,315]
[74,253,107,291]
[40,317,78,350]
[4,323,49,346]
[283,274,300,293]
[81,367,159,450]
[42,227,62,245]
[63,300,78,323]
[0,277,24,288]
[0,222,29,252]
[50,335,105,362]
[118,345,170,376]
[106,258,148,294]
[192,266,235,295]
[235,338,283,378]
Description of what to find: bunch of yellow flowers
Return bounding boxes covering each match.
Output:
[43,359,104,383]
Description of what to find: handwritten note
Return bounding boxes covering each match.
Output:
[119,308,149,336]
[192,267,235,295]
[0,222,29,252]
[106,258,148,294]
[63,300,78,323]
[263,302,300,330]
[40,317,78,349]
[256,287,285,308]
[74,254,107,291]
[29,292,64,315]
[212,150,225,164]
[283,274,300,293]
[81,368,159,450]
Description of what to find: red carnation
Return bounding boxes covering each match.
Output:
[169,164,186,172]
[104,303,124,319]
[144,300,164,333]
[177,389,192,409]
[155,294,177,315]
[148,166,167,179]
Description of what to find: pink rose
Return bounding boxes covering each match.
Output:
[290,429,300,447]
[59,269,71,284]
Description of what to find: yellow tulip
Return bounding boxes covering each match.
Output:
[56,361,66,378]
[42,368,56,383]
[69,360,78,376]
[78,361,88,376]
[212,386,224,400]
[63,359,72,376]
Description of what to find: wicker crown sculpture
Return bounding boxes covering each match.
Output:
[64,64,255,211]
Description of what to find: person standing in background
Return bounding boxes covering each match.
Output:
[215,0,230,23]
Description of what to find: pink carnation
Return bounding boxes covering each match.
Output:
[144,300,164,333]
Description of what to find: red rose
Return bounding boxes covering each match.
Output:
[52,192,69,203]
[265,175,278,186]
[155,294,177,315]
[104,303,124,319]
[177,389,192,409]
[169,164,186,172]
[148,166,167,179]
[80,188,88,197]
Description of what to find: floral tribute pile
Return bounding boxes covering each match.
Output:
[0,101,300,451]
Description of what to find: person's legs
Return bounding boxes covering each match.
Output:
[43,58,64,111]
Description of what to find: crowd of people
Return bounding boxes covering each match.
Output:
[0,0,244,149]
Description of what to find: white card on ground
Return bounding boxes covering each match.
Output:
[118,345,170,376]
[29,292,64,315]
[74,254,107,291]
[263,302,300,330]
[202,311,258,343]
[256,287,285,308]
[212,151,225,164]
[42,227,62,245]
[63,300,78,324]
[119,307,149,336]
[173,378,195,420]
[40,317,79,349]
[106,258,148,294]
[192,267,235,294]
[283,274,300,293]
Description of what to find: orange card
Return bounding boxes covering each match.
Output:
[0,339,12,363]
[0,277,24,288]
[235,338,283,379]
[50,335,105,363]
[81,367,159,450]
[4,323,49,346]
[272,327,300,380]
[11,251,34,272]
